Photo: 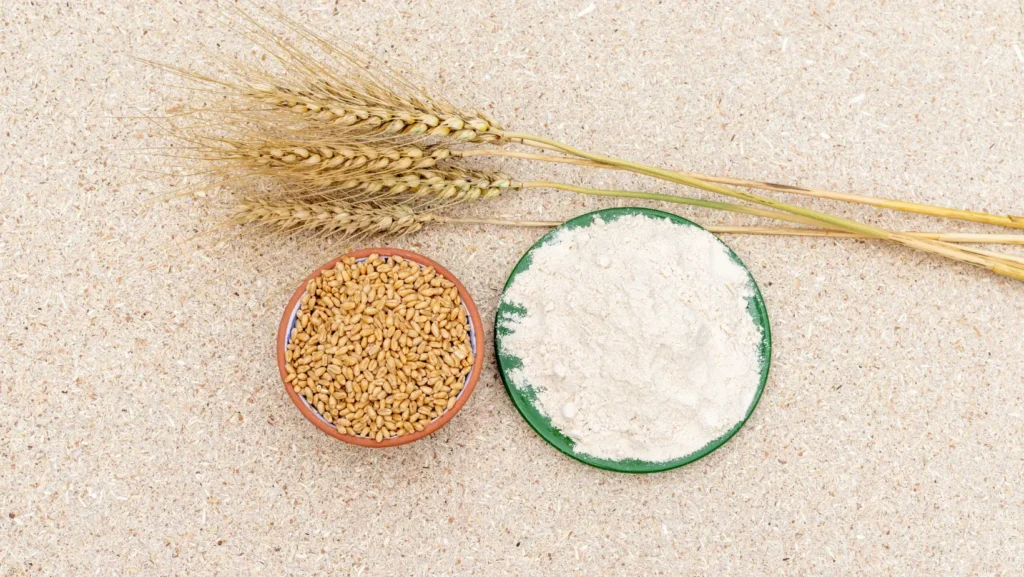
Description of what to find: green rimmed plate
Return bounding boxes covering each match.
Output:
[494,207,772,474]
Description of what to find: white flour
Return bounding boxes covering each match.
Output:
[500,214,763,463]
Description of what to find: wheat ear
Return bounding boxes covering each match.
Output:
[231,198,436,238]
[156,8,1024,281]
[244,84,503,144]
[214,7,1024,232]
[251,73,1024,232]
[248,83,1024,277]
[222,139,452,174]
[264,165,514,208]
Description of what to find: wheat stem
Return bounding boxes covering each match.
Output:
[678,173,1024,229]
[506,133,1024,281]
[444,215,1024,244]
[397,214,1024,247]
[698,227,1024,244]
[519,180,824,227]
[460,145,1024,230]
[521,180,1024,251]
[156,10,1024,282]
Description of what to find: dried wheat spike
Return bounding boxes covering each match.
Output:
[332,167,514,203]
[228,141,451,174]
[232,198,435,237]
[245,83,503,144]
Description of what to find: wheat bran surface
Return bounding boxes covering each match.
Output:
[2,2,1023,574]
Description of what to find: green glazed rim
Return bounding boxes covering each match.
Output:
[494,207,772,474]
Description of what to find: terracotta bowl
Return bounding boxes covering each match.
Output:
[277,248,484,447]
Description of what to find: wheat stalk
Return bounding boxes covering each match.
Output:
[220,156,1024,247]
[244,68,1024,233]
[187,6,1024,230]
[455,147,1024,229]
[185,130,1024,247]
[186,134,1024,252]
[185,120,1024,279]
[236,77,1024,277]
[497,133,1024,281]
[199,131,1024,250]
[441,217,1024,244]
[154,7,1024,281]
[696,227,1024,244]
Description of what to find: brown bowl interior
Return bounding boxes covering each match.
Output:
[276,248,485,447]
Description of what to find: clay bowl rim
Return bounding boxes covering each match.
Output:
[276,247,484,447]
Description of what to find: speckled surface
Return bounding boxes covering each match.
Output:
[3,2,1024,575]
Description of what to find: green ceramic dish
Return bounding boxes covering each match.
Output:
[494,207,772,474]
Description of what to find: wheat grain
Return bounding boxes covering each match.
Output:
[287,254,473,439]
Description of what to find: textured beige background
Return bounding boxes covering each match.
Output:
[3,1,1024,575]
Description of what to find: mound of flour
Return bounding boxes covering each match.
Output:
[500,214,763,462]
